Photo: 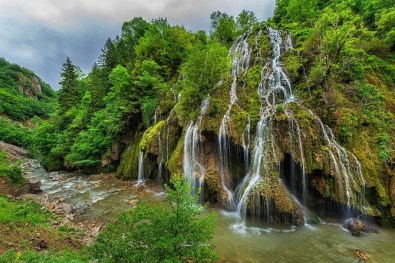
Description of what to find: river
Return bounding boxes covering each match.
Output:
[24,160,395,263]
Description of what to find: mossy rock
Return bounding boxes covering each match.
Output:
[116,140,140,180]
[140,120,166,155]
[167,136,184,175]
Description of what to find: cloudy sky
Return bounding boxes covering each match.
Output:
[0,0,275,90]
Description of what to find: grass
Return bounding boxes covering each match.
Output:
[0,196,50,225]
[0,196,89,260]
[0,249,90,263]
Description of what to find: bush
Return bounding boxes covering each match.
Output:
[0,116,32,148]
[92,177,218,262]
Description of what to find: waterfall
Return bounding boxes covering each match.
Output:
[157,131,165,184]
[217,27,366,226]
[183,97,210,197]
[242,115,251,175]
[154,107,161,125]
[285,32,293,51]
[284,109,308,222]
[236,28,294,221]
[218,33,251,208]
[137,150,145,183]
[306,108,366,216]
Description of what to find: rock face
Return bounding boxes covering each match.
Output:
[18,73,42,98]
[0,141,28,160]
[343,218,364,236]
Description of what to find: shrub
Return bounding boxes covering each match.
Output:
[92,177,218,262]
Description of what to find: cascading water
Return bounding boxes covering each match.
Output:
[154,107,161,125]
[218,33,251,208]
[217,28,366,226]
[235,28,296,222]
[242,115,251,175]
[157,131,165,184]
[306,108,366,217]
[183,97,210,197]
[137,150,145,183]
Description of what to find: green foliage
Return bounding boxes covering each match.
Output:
[0,89,54,121]
[376,7,395,50]
[141,97,158,128]
[236,10,258,33]
[0,196,49,225]
[0,57,56,124]
[92,177,217,262]
[178,41,230,120]
[210,11,237,44]
[0,117,32,148]
[58,57,82,113]
[0,250,90,263]
[0,150,23,184]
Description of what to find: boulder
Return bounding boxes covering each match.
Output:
[58,203,74,214]
[363,223,380,234]
[27,181,42,194]
[16,180,42,196]
[343,218,364,236]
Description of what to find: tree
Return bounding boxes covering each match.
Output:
[92,177,218,262]
[58,57,81,113]
[88,63,108,112]
[99,38,118,73]
[65,66,127,168]
[210,11,237,44]
[236,10,258,33]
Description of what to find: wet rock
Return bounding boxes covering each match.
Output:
[28,181,42,194]
[363,223,380,234]
[16,180,42,196]
[47,203,56,210]
[57,203,74,214]
[355,249,369,261]
[343,218,364,236]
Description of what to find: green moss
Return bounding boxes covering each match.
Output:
[116,139,140,179]
[139,120,166,154]
[229,106,249,145]
[167,137,184,175]
[283,52,302,80]
[255,177,297,213]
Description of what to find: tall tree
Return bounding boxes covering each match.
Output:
[58,57,81,113]
[210,11,237,44]
[236,10,258,33]
[88,63,108,112]
[99,38,118,73]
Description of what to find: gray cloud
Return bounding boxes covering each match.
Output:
[0,0,275,90]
